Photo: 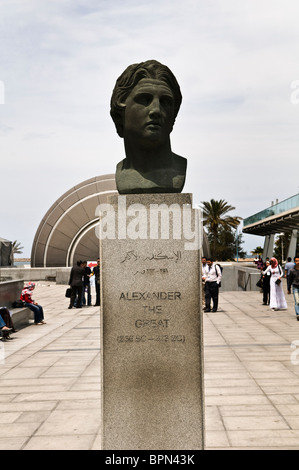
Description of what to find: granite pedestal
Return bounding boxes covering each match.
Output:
[100,193,204,450]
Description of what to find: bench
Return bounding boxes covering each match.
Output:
[0,307,33,341]
[10,307,33,329]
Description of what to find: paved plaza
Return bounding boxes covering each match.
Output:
[0,281,299,450]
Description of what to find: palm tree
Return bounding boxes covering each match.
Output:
[250,246,264,257]
[201,199,242,259]
[12,240,24,255]
[11,240,24,265]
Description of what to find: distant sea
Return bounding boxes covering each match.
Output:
[14,259,31,267]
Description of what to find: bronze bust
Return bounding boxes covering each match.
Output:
[110,60,187,194]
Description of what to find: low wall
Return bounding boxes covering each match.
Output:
[220,263,261,292]
[0,280,24,308]
[55,268,71,285]
[0,267,70,284]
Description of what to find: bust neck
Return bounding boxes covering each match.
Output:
[123,139,173,173]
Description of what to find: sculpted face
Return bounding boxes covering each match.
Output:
[123,78,175,148]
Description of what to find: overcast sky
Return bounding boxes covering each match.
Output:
[1,0,299,258]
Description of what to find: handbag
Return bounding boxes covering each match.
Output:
[256,278,262,288]
[275,278,281,285]
[65,288,72,298]
[12,300,25,308]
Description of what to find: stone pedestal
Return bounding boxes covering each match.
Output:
[100,193,204,450]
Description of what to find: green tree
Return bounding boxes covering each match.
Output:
[217,227,247,261]
[12,240,24,255]
[11,240,24,266]
[250,246,264,257]
[234,230,247,260]
[201,199,242,260]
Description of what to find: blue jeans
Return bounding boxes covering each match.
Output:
[0,315,6,328]
[293,287,299,316]
[24,303,44,323]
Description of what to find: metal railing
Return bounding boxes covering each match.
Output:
[244,194,299,227]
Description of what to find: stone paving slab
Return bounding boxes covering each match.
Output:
[0,281,298,450]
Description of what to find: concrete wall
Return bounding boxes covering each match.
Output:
[55,268,72,285]
[0,267,70,284]
[220,263,261,292]
[0,280,24,308]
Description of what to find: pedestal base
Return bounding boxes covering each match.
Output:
[100,193,204,450]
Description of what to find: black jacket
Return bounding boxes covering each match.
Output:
[69,266,85,287]
[289,267,299,288]
[93,265,100,282]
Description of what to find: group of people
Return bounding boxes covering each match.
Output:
[6,254,298,332]
[201,254,299,319]
[0,260,101,334]
[68,259,100,309]
[202,257,222,312]
[257,256,299,318]
[260,257,287,310]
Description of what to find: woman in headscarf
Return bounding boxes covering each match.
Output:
[20,282,46,325]
[262,258,287,311]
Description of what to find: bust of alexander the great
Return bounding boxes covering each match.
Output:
[110,60,187,194]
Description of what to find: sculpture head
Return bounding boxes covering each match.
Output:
[110,60,182,138]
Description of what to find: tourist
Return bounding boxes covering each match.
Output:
[256,256,264,270]
[289,257,299,320]
[20,282,46,325]
[202,258,222,312]
[201,257,208,307]
[82,261,92,306]
[68,260,85,309]
[284,257,295,294]
[262,258,287,311]
[0,306,16,331]
[0,313,12,340]
[262,260,271,305]
[92,258,101,306]
[0,313,12,332]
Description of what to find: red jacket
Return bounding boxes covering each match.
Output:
[20,292,34,304]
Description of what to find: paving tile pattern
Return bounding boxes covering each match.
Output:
[205,285,299,449]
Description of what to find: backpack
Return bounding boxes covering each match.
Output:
[12,300,25,308]
[215,263,223,288]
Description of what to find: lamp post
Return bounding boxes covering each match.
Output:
[235,229,239,262]
[280,232,284,264]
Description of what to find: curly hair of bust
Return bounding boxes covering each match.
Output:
[110,60,182,137]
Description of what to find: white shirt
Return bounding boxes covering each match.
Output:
[203,263,222,284]
[202,263,209,277]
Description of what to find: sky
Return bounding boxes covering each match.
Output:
[1,0,299,258]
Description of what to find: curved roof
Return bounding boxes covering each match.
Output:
[31,174,117,267]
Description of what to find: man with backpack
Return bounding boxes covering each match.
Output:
[202,258,222,312]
